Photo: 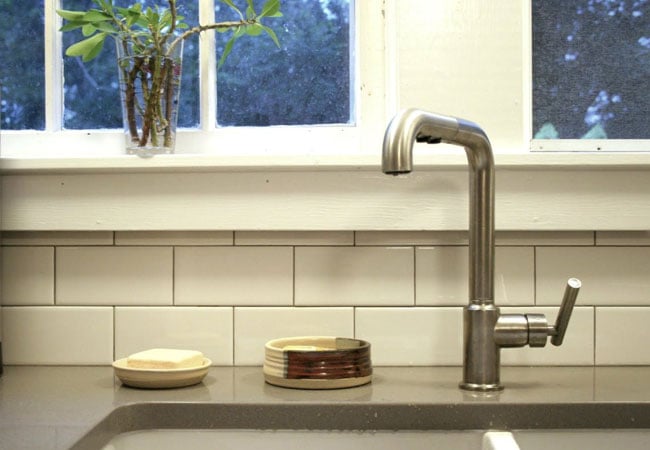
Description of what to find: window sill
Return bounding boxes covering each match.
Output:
[2,149,649,231]
[2,150,650,174]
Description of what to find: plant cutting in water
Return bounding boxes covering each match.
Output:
[57,0,282,151]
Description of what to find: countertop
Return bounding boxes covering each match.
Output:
[2,366,650,449]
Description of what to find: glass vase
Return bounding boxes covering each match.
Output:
[115,37,183,157]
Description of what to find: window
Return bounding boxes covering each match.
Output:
[0,0,45,130]
[532,0,650,150]
[1,0,362,158]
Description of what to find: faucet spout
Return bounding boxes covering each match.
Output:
[382,109,495,304]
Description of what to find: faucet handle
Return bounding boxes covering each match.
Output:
[549,278,581,346]
[495,278,581,348]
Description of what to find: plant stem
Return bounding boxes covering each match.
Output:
[167,19,257,56]
[163,59,177,148]
[123,56,144,144]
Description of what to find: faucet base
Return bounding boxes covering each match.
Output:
[459,381,504,392]
[461,304,501,391]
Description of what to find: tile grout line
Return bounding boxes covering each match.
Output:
[232,306,236,367]
[413,245,417,306]
[533,245,537,306]
[593,305,597,366]
[171,246,176,306]
[52,245,57,306]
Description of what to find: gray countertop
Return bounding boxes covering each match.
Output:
[2,365,650,449]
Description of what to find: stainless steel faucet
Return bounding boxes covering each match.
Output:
[382,109,581,391]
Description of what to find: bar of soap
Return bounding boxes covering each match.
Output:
[126,348,204,369]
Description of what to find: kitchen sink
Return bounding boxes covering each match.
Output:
[103,429,487,450]
[102,428,650,450]
[72,402,650,450]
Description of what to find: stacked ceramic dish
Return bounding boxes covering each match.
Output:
[264,336,372,389]
[112,348,211,389]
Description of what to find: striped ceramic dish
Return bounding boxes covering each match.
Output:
[263,336,372,389]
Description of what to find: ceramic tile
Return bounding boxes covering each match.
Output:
[596,231,650,246]
[233,307,354,365]
[495,231,594,246]
[355,307,464,365]
[2,306,113,364]
[1,231,113,246]
[175,247,293,306]
[295,247,414,306]
[235,231,353,246]
[416,247,534,306]
[500,306,594,366]
[1,247,54,305]
[596,307,650,365]
[537,247,650,305]
[115,307,233,365]
[115,231,233,246]
[56,247,173,305]
[355,231,467,246]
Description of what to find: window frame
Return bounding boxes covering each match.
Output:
[3,0,386,159]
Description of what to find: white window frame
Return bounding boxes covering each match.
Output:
[2,0,389,160]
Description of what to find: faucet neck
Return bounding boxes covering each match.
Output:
[457,120,495,305]
[381,109,495,304]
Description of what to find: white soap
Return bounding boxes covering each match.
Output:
[126,348,204,369]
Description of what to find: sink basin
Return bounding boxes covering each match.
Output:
[102,428,650,450]
[512,429,650,450]
[103,429,487,450]
[73,402,650,450]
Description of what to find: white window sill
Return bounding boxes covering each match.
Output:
[2,147,650,232]
[3,150,650,174]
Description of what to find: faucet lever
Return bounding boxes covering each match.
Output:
[495,278,581,349]
[550,278,581,346]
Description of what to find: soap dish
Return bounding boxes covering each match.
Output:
[263,336,372,389]
[112,357,211,389]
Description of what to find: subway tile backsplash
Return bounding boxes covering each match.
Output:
[1,230,649,366]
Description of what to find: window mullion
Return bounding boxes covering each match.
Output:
[199,0,217,131]
[45,0,64,132]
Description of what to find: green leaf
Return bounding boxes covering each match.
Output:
[245,23,264,36]
[59,21,86,32]
[260,0,281,18]
[56,9,86,21]
[65,32,108,62]
[83,10,112,22]
[93,21,118,33]
[261,25,280,47]
[218,36,236,68]
[82,23,97,37]
[246,0,256,19]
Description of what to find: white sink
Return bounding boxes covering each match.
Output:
[102,428,650,450]
[512,429,650,450]
[102,429,487,450]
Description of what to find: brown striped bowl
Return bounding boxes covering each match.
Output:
[263,336,372,389]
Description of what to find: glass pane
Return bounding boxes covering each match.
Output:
[62,0,199,129]
[0,0,45,130]
[532,0,650,139]
[216,0,353,126]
